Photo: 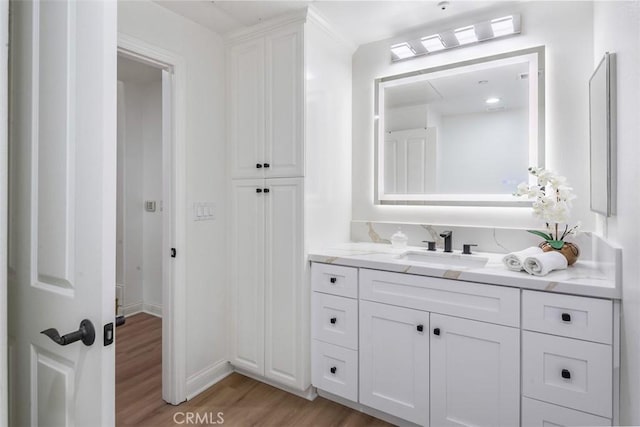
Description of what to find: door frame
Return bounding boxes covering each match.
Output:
[117,33,187,405]
[1,0,9,423]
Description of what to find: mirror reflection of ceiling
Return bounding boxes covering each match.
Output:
[384,62,529,116]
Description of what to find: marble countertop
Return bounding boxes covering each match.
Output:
[308,243,620,299]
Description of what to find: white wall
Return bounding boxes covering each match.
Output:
[141,79,163,311]
[352,1,594,229]
[116,72,163,316]
[119,0,229,391]
[438,108,528,194]
[592,2,640,424]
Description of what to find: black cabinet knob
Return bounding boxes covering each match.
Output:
[561,313,571,322]
[561,369,571,379]
[256,163,263,169]
[264,188,270,193]
[433,328,441,336]
[263,163,270,168]
[330,317,337,324]
[330,277,337,284]
[256,188,262,193]
[330,366,337,374]
[417,324,424,332]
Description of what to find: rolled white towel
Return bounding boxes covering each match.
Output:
[502,246,544,272]
[523,251,568,276]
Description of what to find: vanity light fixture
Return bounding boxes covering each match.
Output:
[420,35,446,52]
[390,14,521,62]
[491,16,515,37]
[390,42,416,59]
[454,25,478,45]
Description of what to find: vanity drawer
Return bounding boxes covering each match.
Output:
[312,292,358,350]
[359,268,520,327]
[522,331,612,418]
[312,263,358,298]
[523,290,612,344]
[312,340,358,402]
[522,397,611,427]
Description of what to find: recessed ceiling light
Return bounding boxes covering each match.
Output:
[454,26,478,45]
[485,97,501,104]
[420,35,446,52]
[391,42,416,60]
[491,16,515,37]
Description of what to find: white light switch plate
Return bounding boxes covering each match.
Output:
[193,202,216,221]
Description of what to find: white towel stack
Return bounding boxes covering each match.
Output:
[502,247,543,272]
[522,251,568,276]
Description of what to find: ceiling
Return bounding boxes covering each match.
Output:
[154,0,509,46]
[385,61,529,115]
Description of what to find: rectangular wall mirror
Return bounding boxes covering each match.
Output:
[589,52,616,216]
[374,46,545,206]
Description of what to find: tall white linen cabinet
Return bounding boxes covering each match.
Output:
[226,9,353,394]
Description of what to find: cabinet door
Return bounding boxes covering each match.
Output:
[264,178,305,388]
[265,25,304,178]
[360,300,429,426]
[230,179,265,374]
[229,38,265,179]
[430,314,520,427]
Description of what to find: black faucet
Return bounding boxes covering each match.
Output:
[440,231,453,253]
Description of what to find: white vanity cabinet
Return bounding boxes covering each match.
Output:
[359,300,430,425]
[430,314,520,427]
[228,25,303,179]
[310,262,619,427]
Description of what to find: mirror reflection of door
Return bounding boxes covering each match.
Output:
[385,128,437,194]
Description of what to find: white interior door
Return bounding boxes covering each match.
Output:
[8,0,117,425]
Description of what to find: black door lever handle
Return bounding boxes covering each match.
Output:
[41,319,96,346]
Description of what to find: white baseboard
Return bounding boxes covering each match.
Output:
[123,303,143,317]
[143,303,162,318]
[186,361,234,400]
[233,368,317,401]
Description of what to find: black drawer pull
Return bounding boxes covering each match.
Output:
[330,366,337,374]
[330,317,337,324]
[561,369,571,379]
[256,163,263,169]
[416,324,424,332]
[263,163,270,168]
[263,188,270,193]
[330,277,337,284]
[433,328,440,336]
[256,188,262,193]
[561,313,571,322]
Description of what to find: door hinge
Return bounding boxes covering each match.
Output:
[171,248,177,258]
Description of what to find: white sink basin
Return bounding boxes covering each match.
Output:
[396,250,489,269]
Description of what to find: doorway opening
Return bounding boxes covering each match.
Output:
[115,47,184,419]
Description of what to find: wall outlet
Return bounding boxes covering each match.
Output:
[145,200,157,212]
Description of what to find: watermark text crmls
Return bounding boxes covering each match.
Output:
[173,411,224,425]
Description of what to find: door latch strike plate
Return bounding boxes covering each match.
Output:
[104,323,114,346]
[171,248,176,258]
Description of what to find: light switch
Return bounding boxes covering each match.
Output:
[193,202,216,221]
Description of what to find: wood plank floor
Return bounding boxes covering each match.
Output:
[116,313,391,427]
